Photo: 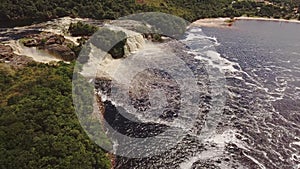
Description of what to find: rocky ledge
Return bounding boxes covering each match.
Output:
[0,44,33,68]
[21,32,77,61]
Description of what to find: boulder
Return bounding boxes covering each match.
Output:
[21,32,77,61]
[45,44,76,61]
[22,38,39,47]
[23,33,66,47]
[45,34,65,45]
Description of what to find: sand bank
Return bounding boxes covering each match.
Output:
[191,16,300,28]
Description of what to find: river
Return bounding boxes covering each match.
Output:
[99,20,300,169]
[1,18,299,169]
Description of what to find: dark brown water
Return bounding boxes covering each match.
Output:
[99,20,300,169]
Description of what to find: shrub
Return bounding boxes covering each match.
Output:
[68,21,98,36]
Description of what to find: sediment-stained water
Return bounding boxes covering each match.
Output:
[2,17,299,169]
[96,20,300,169]
[200,20,300,169]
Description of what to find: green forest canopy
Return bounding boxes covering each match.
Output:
[0,62,111,169]
[1,0,300,168]
[0,0,300,25]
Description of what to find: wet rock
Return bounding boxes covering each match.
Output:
[45,34,65,45]
[224,158,230,162]
[45,44,75,61]
[0,44,33,68]
[22,33,45,47]
[103,100,168,138]
[160,110,178,119]
[0,44,13,56]
[236,134,242,140]
[21,32,77,61]
[22,38,39,47]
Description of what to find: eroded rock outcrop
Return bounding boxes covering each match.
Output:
[21,32,76,61]
[0,44,33,68]
[45,44,76,61]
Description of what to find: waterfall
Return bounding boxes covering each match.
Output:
[6,40,61,63]
[80,26,146,78]
[124,33,145,57]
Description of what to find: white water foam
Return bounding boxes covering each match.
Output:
[39,17,89,45]
[179,129,249,169]
[5,40,61,63]
[242,152,266,169]
[182,27,244,80]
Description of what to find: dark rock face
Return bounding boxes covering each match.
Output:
[0,44,33,68]
[45,44,76,61]
[22,38,39,47]
[0,44,13,56]
[128,69,181,120]
[22,32,76,61]
[103,100,169,138]
[23,33,65,47]
[45,35,65,45]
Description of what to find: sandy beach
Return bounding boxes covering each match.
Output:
[190,17,232,28]
[236,16,300,24]
[191,16,300,28]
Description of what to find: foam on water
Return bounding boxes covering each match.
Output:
[182,27,245,82]
[94,22,300,168]
[179,129,249,169]
[6,40,61,63]
[39,17,87,45]
[181,25,300,168]
[242,152,266,169]
[95,41,198,128]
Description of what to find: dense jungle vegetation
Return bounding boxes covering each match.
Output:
[1,0,300,25]
[1,0,300,168]
[0,62,111,169]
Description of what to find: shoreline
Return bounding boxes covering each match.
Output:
[191,16,300,28]
[190,17,232,28]
[236,16,300,24]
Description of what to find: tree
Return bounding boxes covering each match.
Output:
[0,62,111,169]
[68,21,98,36]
